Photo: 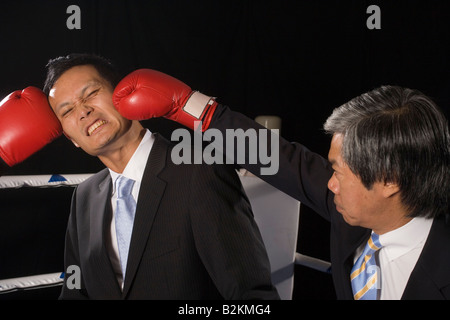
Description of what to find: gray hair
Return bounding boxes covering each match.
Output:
[324,85,449,219]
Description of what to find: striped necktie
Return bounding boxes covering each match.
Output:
[350,233,383,300]
[115,175,137,280]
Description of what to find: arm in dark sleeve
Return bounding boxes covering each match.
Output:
[190,163,280,300]
[209,104,335,221]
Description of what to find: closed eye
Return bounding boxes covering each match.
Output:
[61,106,73,117]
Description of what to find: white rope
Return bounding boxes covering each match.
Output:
[295,253,332,274]
[0,174,94,189]
[0,174,92,293]
[0,272,63,294]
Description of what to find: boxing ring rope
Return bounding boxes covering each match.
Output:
[0,174,94,189]
[0,174,93,294]
[0,173,331,295]
[0,272,65,294]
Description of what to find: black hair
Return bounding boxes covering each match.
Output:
[324,85,450,219]
[43,53,121,95]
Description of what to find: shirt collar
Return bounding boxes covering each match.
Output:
[378,216,433,261]
[109,129,154,188]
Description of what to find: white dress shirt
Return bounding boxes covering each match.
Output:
[107,129,155,289]
[354,216,433,299]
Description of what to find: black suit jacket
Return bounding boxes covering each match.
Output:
[60,133,279,300]
[211,105,450,300]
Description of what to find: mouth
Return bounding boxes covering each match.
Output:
[87,119,107,136]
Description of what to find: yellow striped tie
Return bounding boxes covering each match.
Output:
[350,233,383,300]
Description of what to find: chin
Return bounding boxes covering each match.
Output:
[341,213,360,227]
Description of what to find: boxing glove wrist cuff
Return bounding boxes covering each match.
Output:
[182,91,216,120]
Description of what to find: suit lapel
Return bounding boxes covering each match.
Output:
[90,173,111,254]
[89,171,123,297]
[122,134,168,296]
[402,215,450,299]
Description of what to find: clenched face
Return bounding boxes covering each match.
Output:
[48,65,132,157]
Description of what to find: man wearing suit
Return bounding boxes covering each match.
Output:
[118,69,450,300]
[43,54,279,300]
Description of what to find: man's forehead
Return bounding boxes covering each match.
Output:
[50,66,105,96]
[49,79,101,99]
[48,68,107,111]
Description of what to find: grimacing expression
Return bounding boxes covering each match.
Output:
[48,65,132,156]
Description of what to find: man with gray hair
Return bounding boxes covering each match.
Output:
[117,71,449,299]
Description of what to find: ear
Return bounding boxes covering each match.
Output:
[63,132,80,148]
[382,181,400,198]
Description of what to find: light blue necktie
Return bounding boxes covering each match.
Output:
[350,233,383,300]
[115,175,137,280]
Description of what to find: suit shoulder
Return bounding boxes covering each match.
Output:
[76,168,110,193]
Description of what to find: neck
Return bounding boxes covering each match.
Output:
[371,197,412,235]
[372,214,412,235]
[98,121,146,173]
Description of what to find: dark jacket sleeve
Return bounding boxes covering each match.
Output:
[209,104,335,222]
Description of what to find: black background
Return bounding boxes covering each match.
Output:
[0,0,449,300]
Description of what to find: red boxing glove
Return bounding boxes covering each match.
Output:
[0,87,62,168]
[113,69,217,131]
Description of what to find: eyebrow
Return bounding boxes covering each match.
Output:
[55,81,102,113]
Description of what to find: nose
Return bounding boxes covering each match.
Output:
[78,104,93,121]
[327,172,339,194]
